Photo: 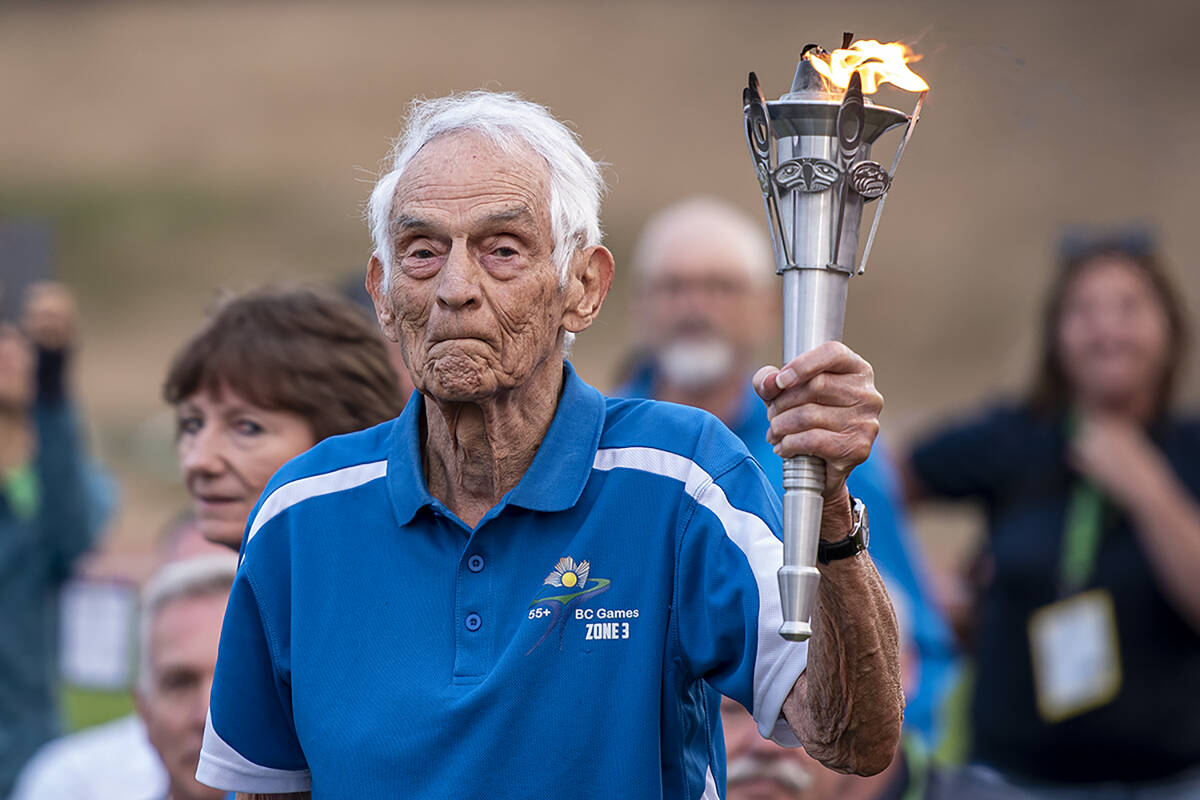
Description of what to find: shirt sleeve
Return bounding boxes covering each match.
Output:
[196,563,311,794]
[909,405,1023,502]
[674,453,808,746]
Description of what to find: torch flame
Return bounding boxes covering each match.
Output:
[805,39,929,94]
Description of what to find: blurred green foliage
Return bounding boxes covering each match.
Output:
[61,685,134,732]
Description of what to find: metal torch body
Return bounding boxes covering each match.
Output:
[744,63,910,641]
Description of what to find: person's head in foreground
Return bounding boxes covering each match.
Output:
[135,554,237,800]
[723,583,919,800]
[164,287,406,548]
[630,196,775,399]
[722,694,817,799]
[1030,228,1185,420]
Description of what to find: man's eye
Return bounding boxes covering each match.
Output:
[160,671,198,692]
[177,416,202,437]
[412,249,437,259]
[493,247,519,258]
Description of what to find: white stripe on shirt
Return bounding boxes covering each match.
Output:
[592,446,807,745]
[246,460,388,545]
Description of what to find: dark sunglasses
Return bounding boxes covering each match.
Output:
[1058,225,1156,263]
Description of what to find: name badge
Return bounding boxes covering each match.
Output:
[1028,589,1122,723]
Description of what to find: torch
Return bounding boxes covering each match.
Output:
[742,37,929,641]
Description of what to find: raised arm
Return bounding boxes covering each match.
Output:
[754,342,904,775]
[25,284,97,576]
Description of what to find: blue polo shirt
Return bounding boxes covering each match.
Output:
[197,363,806,798]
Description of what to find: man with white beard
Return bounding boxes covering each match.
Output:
[620,197,774,422]
[618,197,957,744]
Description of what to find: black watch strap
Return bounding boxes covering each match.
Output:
[817,496,869,564]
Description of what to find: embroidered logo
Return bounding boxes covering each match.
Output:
[526,556,610,653]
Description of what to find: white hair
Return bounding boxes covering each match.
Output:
[366,91,606,291]
[137,554,236,694]
[631,195,774,287]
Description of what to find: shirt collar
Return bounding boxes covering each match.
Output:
[508,361,605,512]
[387,389,434,526]
[387,361,606,526]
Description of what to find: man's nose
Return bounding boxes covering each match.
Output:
[436,241,483,310]
[745,729,784,757]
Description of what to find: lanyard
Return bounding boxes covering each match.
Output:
[1060,480,1106,594]
[900,734,929,800]
[1059,412,1107,595]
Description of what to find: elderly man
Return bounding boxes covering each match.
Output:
[619,197,957,743]
[196,91,901,799]
[138,555,236,800]
[12,514,227,800]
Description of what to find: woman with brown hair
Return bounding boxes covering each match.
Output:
[906,230,1200,797]
[164,286,406,549]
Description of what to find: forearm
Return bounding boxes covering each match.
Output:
[781,492,903,775]
[33,347,93,570]
[1124,474,1200,632]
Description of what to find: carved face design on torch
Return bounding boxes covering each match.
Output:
[774,158,840,193]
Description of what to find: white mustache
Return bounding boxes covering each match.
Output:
[726,754,813,794]
[656,337,735,391]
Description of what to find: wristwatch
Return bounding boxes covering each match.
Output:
[817,495,869,564]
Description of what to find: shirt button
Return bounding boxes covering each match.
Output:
[465,613,482,632]
[467,554,485,573]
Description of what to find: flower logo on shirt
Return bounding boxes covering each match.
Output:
[544,557,589,589]
[526,555,610,654]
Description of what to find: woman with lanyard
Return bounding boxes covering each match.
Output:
[904,229,1200,799]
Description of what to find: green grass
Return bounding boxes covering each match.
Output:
[61,685,134,731]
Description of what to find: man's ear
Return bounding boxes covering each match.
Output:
[366,255,399,342]
[561,246,615,334]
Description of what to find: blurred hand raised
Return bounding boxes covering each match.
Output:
[21,282,78,352]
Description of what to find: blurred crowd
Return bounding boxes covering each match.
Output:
[2,187,1198,799]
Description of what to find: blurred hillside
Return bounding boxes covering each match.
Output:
[3,0,1199,572]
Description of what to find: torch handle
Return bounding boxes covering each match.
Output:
[777,267,849,642]
[779,455,825,641]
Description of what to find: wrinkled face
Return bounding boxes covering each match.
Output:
[137,591,227,800]
[639,225,769,390]
[1057,257,1171,409]
[176,386,316,548]
[721,698,828,800]
[372,132,570,404]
